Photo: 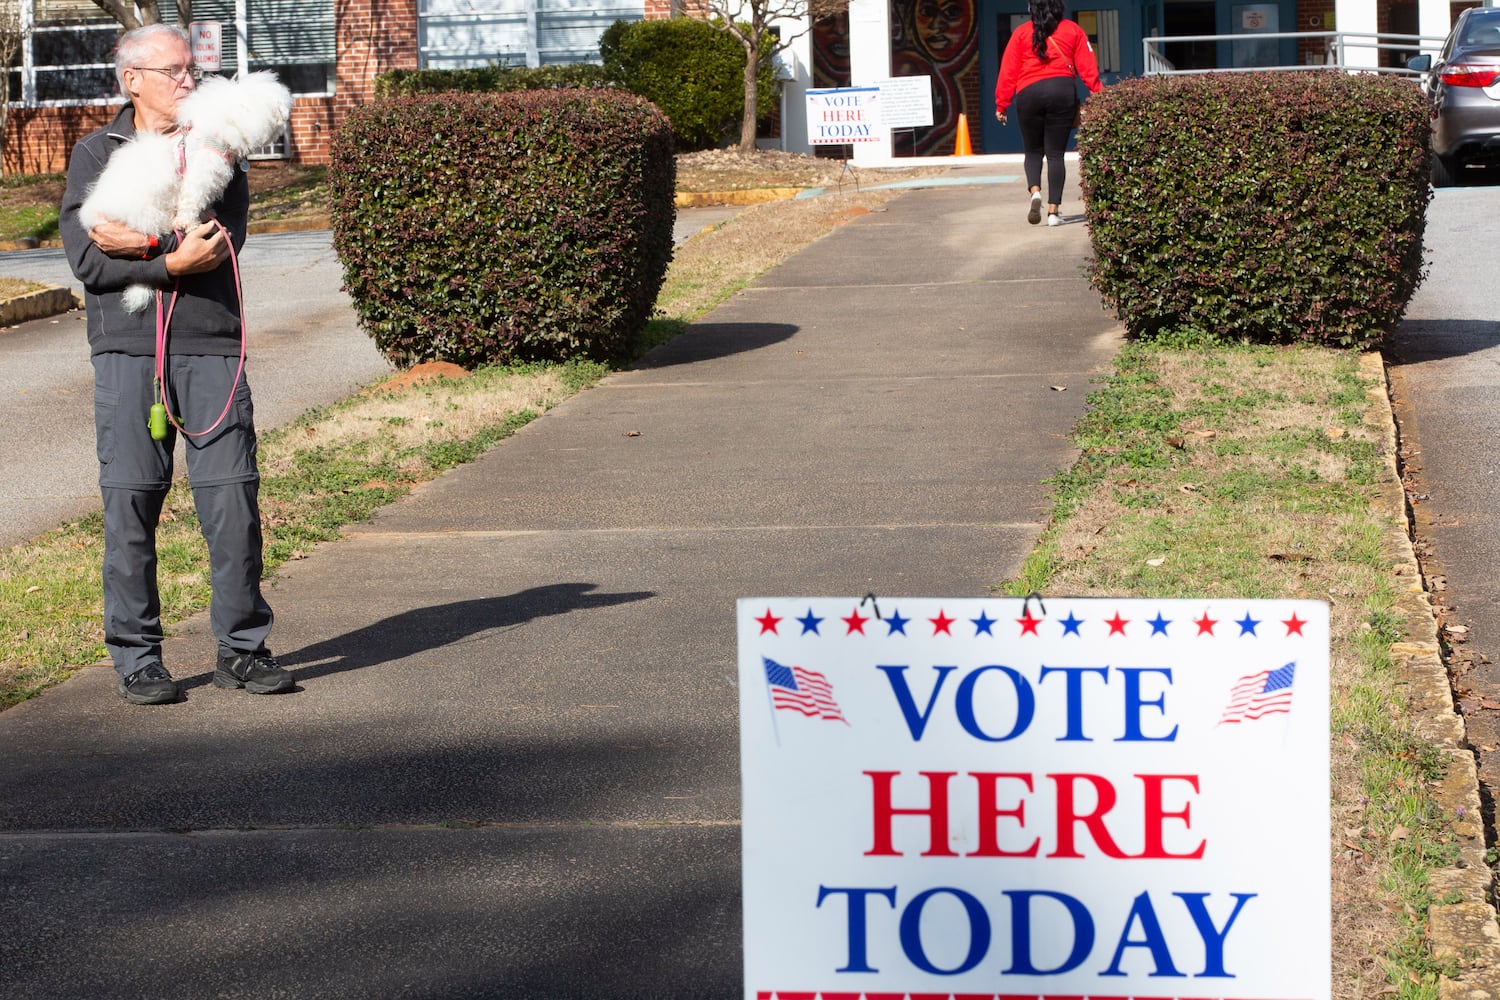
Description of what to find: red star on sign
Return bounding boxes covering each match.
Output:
[1194,612,1218,636]
[1105,612,1129,636]
[1016,609,1042,636]
[1283,612,1307,636]
[755,609,782,635]
[843,610,870,635]
[929,610,955,635]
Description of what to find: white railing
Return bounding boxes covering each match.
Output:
[1144,31,1448,76]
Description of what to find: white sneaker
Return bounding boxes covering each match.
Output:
[1027,191,1042,225]
[1047,212,1062,227]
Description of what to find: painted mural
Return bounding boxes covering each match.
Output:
[813,1,980,156]
[891,0,979,154]
[812,11,851,88]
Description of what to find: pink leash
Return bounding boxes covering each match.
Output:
[152,217,247,438]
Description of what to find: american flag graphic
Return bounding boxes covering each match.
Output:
[763,657,848,724]
[1218,661,1296,724]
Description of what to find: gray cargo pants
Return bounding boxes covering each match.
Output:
[92,353,273,678]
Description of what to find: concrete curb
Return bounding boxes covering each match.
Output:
[1368,351,1500,996]
[0,285,77,326]
[674,187,803,207]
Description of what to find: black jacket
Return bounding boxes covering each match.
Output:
[61,103,250,358]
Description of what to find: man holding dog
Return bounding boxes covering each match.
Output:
[60,23,293,704]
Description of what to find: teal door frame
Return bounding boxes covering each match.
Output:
[979,0,1145,154]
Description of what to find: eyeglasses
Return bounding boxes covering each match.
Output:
[133,65,202,83]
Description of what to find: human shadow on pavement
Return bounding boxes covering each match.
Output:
[1386,319,1500,366]
[632,322,797,369]
[260,582,655,685]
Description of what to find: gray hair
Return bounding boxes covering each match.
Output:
[114,23,189,91]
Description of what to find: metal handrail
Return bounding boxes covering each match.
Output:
[1144,30,1448,77]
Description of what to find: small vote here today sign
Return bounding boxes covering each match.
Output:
[738,596,1330,1000]
[806,87,883,145]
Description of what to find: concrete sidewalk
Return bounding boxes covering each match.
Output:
[0,166,1121,998]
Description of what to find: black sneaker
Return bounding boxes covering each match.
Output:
[117,664,179,705]
[214,652,295,694]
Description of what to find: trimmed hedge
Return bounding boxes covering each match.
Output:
[375,64,609,98]
[1079,73,1432,348]
[329,89,675,368]
[599,17,777,151]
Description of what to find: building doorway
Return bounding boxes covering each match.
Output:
[1163,0,1218,69]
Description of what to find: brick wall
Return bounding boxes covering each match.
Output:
[1296,0,1336,65]
[293,0,420,164]
[960,61,981,154]
[4,104,115,174]
[3,0,421,174]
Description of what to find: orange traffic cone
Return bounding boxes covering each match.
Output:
[952,113,974,156]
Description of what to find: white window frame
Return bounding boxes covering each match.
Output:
[9,0,334,109]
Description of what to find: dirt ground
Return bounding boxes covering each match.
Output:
[675,147,948,191]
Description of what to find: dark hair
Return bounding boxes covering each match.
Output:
[1030,0,1066,59]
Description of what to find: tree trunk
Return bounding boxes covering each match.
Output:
[89,0,162,30]
[739,38,759,152]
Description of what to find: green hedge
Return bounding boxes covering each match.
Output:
[329,89,675,369]
[1079,73,1432,348]
[375,64,609,98]
[599,17,777,151]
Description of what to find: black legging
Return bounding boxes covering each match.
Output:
[1014,75,1078,207]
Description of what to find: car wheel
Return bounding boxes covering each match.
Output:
[1432,153,1459,188]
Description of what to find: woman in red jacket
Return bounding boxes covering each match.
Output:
[994,0,1103,226]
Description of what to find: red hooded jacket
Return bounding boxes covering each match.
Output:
[994,19,1103,116]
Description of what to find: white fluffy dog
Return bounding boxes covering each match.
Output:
[81,71,292,312]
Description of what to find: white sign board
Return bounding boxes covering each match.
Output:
[190,22,223,72]
[739,596,1330,1000]
[874,76,935,129]
[806,87,883,145]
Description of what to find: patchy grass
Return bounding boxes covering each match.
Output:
[0,275,49,299]
[1005,341,1456,999]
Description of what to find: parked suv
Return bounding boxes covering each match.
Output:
[1410,7,1500,185]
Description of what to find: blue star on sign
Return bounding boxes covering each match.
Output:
[1148,613,1171,636]
[972,611,996,636]
[885,610,910,636]
[1059,611,1084,636]
[797,608,823,635]
[1236,613,1261,636]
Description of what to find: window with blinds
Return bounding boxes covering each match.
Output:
[191,0,333,94]
[11,0,333,105]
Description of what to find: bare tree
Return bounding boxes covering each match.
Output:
[88,1,195,30]
[686,0,847,152]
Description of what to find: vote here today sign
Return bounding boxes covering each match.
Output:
[738,597,1330,1000]
[807,87,883,145]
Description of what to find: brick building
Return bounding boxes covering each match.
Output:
[4,0,639,173]
[0,0,1474,173]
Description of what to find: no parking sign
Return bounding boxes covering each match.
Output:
[738,596,1330,1000]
